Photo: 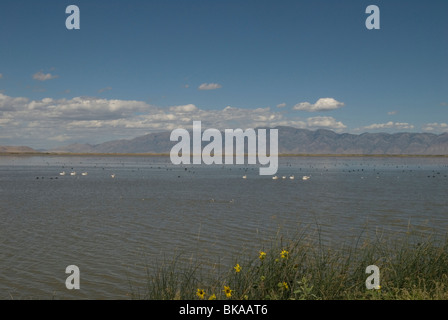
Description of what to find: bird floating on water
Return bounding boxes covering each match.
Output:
[59,171,66,176]
[302,175,310,180]
[81,172,88,176]
[272,176,278,180]
[70,172,76,176]
[111,174,116,178]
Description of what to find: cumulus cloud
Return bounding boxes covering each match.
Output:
[0,93,29,111]
[0,93,351,148]
[306,116,347,130]
[293,98,344,112]
[33,71,58,81]
[198,83,222,90]
[0,94,149,121]
[363,121,414,130]
[276,103,287,108]
[422,123,448,132]
[169,104,198,113]
[48,134,72,142]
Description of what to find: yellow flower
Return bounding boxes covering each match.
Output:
[196,288,205,299]
[280,249,289,259]
[234,263,241,273]
[208,294,216,300]
[278,281,289,290]
[223,286,232,298]
[259,251,267,261]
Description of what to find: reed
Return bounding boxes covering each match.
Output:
[132,227,448,300]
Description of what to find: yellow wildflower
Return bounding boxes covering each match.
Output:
[278,281,289,290]
[259,251,267,261]
[196,288,205,299]
[208,294,216,300]
[280,249,289,259]
[234,263,241,273]
[223,286,232,298]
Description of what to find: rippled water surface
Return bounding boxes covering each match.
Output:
[1,155,447,299]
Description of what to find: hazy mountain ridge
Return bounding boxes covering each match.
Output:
[0,146,38,153]
[47,127,448,155]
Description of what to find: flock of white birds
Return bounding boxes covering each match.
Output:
[242,174,310,180]
[59,171,115,178]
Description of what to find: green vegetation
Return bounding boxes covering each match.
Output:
[131,229,448,300]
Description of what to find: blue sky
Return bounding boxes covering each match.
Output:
[0,0,447,149]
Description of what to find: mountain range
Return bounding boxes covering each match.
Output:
[43,127,448,155]
[0,146,39,153]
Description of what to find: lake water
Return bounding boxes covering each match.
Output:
[0,155,447,299]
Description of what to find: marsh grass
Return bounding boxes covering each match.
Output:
[132,227,448,300]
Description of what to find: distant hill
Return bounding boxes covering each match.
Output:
[50,127,448,155]
[0,146,37,153]
[276,127,448,155]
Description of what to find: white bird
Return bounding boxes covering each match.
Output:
[70,172,76,176]
[290,175,295,180]
[81,172,88,176]
[111,174,116,178]
[302,175,310,180]
[272,176,278,180]
[282,176,286,179]
[242,175,247,179]
[59,171,66,176]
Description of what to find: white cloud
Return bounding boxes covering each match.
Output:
[169,104,198,113]
[387,111,398,115]
[0,94,149,121]
[422,123,448,132]
[48,134,72,142]
[33,71,58,81]
[293,98,344,112]
[198,83,222,90]
[0,93,29,111]
[306,116,347,130]
[276,103,287,108]
[0,93,350,148]
[363,121,414,130]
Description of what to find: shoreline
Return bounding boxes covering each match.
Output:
[1,152,448,158]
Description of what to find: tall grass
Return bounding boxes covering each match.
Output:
[131,227,448,300]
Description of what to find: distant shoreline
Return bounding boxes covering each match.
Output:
[1,152,448,158]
